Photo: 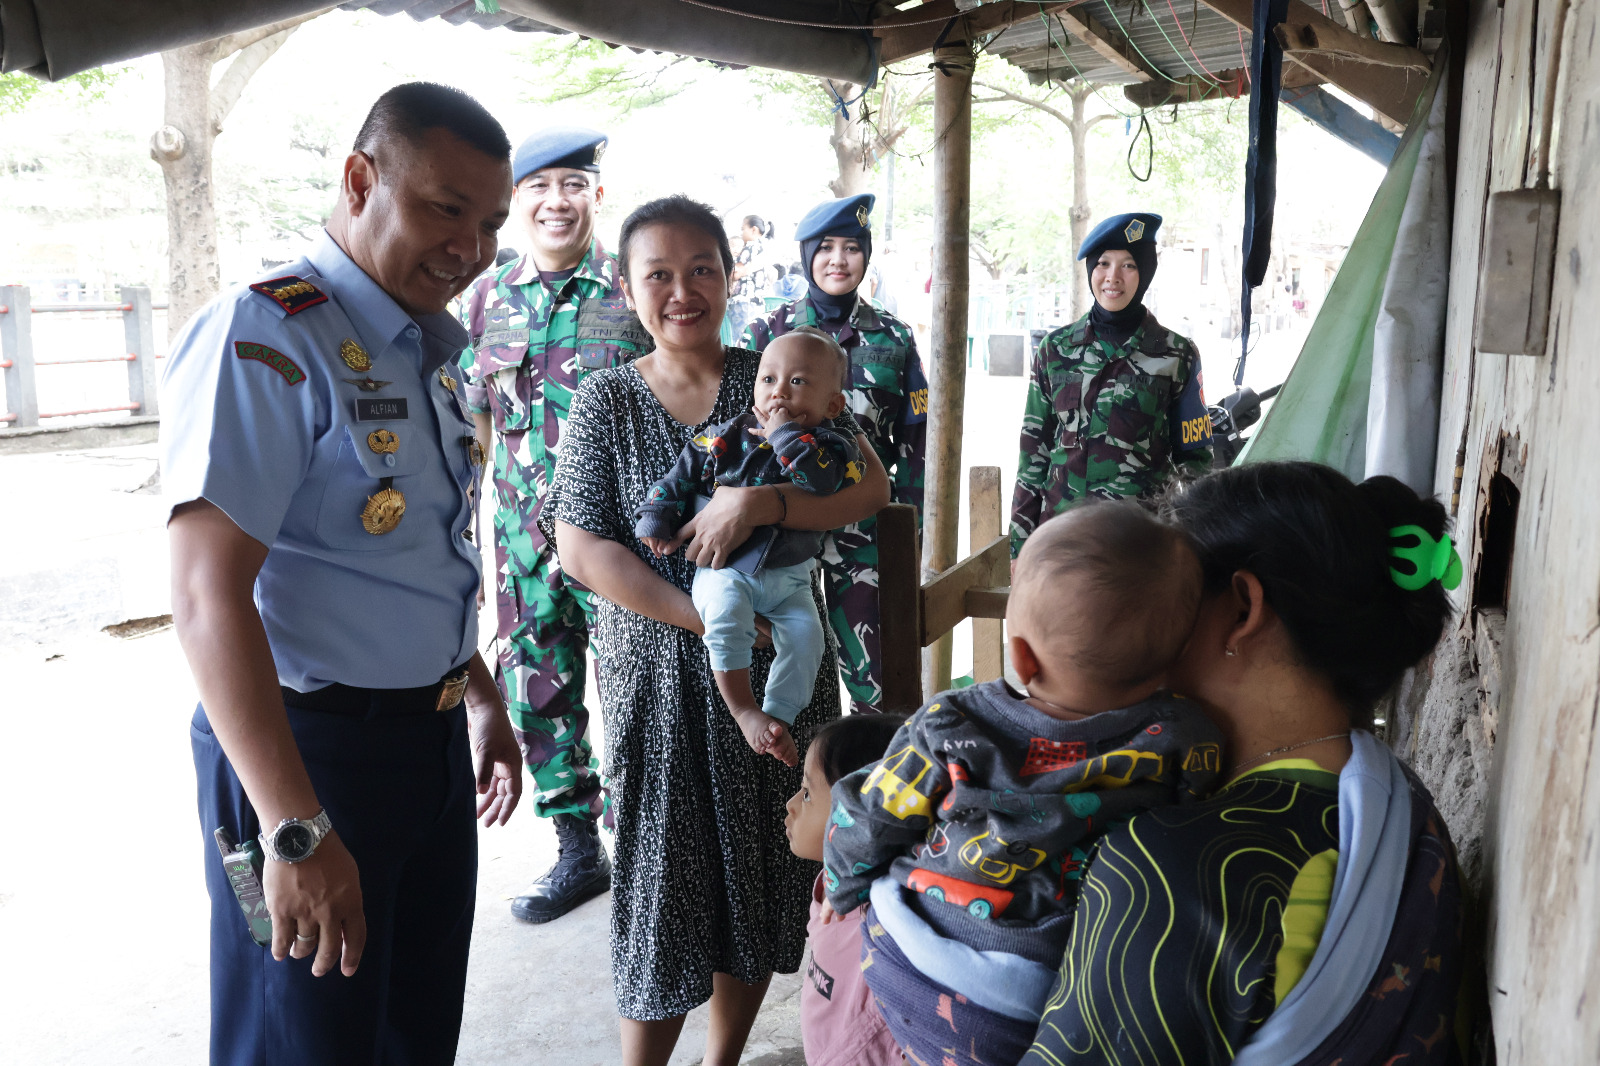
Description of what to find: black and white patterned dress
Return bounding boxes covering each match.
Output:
[541,348,851,1020]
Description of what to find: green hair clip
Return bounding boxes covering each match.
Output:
[1388,525,1463,592]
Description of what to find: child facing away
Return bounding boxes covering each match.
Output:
[823,501,1226,1065]
[635,327,863,766]
[785,713,909,1066]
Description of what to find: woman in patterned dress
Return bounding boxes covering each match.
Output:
[540,195,890,1066]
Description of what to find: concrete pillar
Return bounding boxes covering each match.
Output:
[122,285,159,417]
[0,286,39,428]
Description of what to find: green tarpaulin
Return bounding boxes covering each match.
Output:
[1239,59,1448,481]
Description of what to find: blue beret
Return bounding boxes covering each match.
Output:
[513,126,608,185]
[1077,212,1163,260]
[795,194,876,241]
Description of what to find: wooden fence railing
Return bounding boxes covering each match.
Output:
[878,465,1011,712]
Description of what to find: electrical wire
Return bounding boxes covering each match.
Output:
[1100,1,1189,85]
[671,0,946,30]
[1131,0,1222,85]
[1159,0,1230,83]
[1039,11,1142,118]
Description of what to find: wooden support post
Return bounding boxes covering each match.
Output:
[122,285,159,417]
[877,503,924,713]
[922,41,974,699]
[968,466,1005,683]
[0,286,39,428]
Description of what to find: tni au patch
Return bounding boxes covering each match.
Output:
[234,341,305,386]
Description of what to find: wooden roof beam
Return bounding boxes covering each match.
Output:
[1192,0,1428,124]
[1122,64,1322,108]
[1056,6,1156,84]
[875,0,1075,66]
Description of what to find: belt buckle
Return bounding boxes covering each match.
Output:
[436,671,470,711]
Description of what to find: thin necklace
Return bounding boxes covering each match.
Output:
[1232,732,1351,775]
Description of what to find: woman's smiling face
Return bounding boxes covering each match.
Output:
[1091,248,1140,312]
[622,221,729,351]
[811,236,866,296]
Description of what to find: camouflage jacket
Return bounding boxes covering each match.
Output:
[1010,310,1213,556]
[742,295,927,520]
[458,240,652,576]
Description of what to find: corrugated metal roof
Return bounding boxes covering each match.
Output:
[339,0,567,34]
[983,0,1329,89]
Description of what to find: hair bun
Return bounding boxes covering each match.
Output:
[1356,475,1450,547]
[1165,462,1455,717]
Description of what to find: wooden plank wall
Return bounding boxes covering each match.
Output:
[1412,0,1600,1055]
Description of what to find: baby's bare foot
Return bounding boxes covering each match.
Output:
[729,706,799,766]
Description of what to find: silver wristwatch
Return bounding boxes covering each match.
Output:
[259,808,333,864]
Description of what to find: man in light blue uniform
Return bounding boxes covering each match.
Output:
[163,83,523,1066]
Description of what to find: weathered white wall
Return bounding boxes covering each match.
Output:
[1393,0,1600,1057]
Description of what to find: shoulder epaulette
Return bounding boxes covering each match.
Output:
[249,276,328,316]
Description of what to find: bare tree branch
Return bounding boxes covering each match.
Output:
[211,26,302,131]
[214,10,327,62]
[972,79,1074,126]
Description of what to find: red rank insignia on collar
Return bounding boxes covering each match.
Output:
[250,276,329,315]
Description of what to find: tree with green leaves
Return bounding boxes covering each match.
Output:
[971,77,1117,315]
[0,67,125,116]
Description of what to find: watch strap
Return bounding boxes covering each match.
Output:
[259,808,332,864]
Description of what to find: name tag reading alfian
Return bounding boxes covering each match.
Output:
[356,397,409,422]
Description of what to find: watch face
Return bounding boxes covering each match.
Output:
[276,824,314,862]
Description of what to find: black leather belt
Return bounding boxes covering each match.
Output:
[281,669,470,717]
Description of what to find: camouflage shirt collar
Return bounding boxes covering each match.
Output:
[792,294,882,331]
[501,238,613,292]
[1067,308,1167,353]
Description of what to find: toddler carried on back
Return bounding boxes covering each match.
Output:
[824,501,1225,1064]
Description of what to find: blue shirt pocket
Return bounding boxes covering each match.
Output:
[314,424,428,551]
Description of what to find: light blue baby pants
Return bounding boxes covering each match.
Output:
[691,558,824,725]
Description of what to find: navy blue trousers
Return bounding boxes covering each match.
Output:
[192,701,477,1066]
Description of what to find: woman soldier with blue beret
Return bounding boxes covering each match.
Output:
[742,193,928,715]
[1010,212,1214,557]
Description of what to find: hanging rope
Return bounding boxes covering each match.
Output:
[1127,111,1154,180]
[824,78,869,120]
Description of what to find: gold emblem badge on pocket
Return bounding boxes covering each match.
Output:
[367,428,399,455]
[339,338,372,372]
[361,487,406,534]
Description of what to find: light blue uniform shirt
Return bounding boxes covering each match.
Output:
[161,230,481,692]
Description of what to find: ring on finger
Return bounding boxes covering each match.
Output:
[294,932,318,943]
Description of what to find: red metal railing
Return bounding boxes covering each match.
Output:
[0,285,166,429]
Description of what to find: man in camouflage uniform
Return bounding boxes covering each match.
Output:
[1011,212,1212,556]
[743,194,927,714]
[459,126,651,923]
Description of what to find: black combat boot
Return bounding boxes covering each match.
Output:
[510,813,612,924]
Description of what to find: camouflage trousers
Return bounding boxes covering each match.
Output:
[495,548,606,822]
[821,521,885,715]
